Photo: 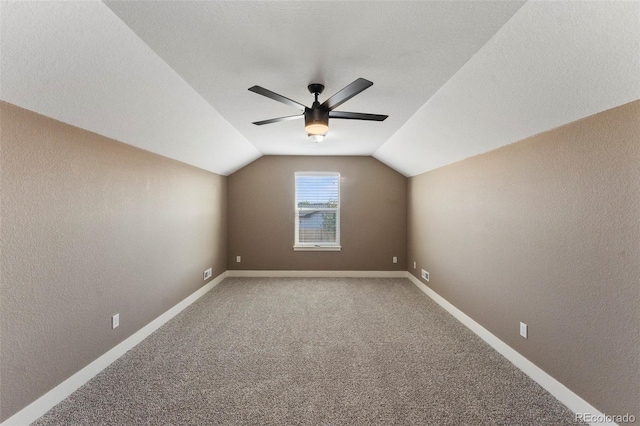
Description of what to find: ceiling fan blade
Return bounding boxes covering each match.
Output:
[248,86,307,111]
[329,111,388,121]
[252,114,304,126]
[321,78,374,111]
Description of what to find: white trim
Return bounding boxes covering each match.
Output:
[227,270,407,278]
[405,272,615,426]
[293,245,341,251]
[294,171,340,177]
[1,271,228,426]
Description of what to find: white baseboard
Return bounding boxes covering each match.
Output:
[226,270,407,278]
[1,271,228,426]
[405,272,615,426]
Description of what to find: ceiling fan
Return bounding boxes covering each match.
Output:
[248,78,388,142]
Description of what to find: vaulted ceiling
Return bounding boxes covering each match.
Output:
[2,1,638,177]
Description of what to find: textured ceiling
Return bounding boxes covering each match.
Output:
[1,1,639,177]
[375,1,640,176]
[0,1,260,175]
[101,1,525,159]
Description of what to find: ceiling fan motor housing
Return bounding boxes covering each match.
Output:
[304,107,329,135]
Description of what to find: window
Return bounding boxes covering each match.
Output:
[294,172,340,251]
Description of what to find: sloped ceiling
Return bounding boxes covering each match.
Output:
[375,1,640,176]
[1,1,638,177]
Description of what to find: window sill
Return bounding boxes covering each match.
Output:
[293,245,342,252]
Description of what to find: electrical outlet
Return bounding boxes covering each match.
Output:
[413,262,416,269]
[203,268,212,280]
[520,322,528,338]
[421,269,430,282]
[236,256,241,263]
[112,314,119,329]
[393,256,397,264]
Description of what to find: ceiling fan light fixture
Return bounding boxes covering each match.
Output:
[304,107,329,135]
[305,122,329,135]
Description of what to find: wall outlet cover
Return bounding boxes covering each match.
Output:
[203,268,212,280]
[520,322,528,338]
[112,314,119,329]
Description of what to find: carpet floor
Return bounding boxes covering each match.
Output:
[33,277,582,425]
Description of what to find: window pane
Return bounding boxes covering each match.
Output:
[298,211,337,243]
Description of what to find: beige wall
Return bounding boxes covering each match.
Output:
[0,102,228,421]
[227,156,407,271]
[407,100,640,417]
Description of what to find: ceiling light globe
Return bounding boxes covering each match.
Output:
[309,134,325,143]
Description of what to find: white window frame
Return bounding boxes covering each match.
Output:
[294,172,341,251]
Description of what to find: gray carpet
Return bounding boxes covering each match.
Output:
[34,278,582,425]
